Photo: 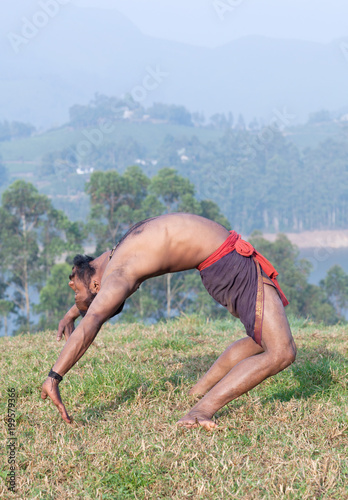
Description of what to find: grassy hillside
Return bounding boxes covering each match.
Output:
[0,121,224,221]
[0,122,223,164]
[1,120,345,167]
[1,316,347,498]
[1,117,348,228]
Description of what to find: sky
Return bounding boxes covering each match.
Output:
[72,0,348,47]
[1,1,347,127]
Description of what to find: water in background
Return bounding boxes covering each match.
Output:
[299,247,348,284]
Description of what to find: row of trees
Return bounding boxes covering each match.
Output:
[153,130,348,233]
[0,166,348,336]
[0,120,36,142]
[68,93,238,129]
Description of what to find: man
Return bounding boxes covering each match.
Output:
[41,213,296,430]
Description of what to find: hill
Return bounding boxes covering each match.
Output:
[0,120,224,220]
[1,113,348,230]
[1,4,347,126]
[1,316,347,498]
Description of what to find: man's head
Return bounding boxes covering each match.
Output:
[69,255,100,315]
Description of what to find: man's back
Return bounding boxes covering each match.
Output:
[104,213,230,284]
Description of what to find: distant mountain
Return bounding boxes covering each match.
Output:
[1,5,347,127]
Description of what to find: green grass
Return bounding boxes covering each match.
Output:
[1,316,347,498]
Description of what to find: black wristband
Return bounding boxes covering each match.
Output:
[48,369,63,383]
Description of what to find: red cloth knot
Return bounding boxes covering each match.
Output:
[235,238,254,257]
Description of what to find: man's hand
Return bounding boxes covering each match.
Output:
[41,377,72,424]
[57,317,75,342]
[57,306,80,342]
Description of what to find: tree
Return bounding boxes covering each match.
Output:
[35,263,74,331]
[0,300,15,336]
[149,168,195,212]
[200,200,230,229]
[192,112,206,127]
[85,166,156,254]
[10,121,36,139]
[248,232,339,324]
[0,182,49,330]
[0,120,35,141]
[0,272,14,336]
[39,149,78,178]
[69,93,144,128]
[0,180,84,333]
[0,154,8,187]
[209,113,231,130]
[235,113,246,130]
[38,207,85,281]
[0,121,11,142]
[320,265,348,319]
[147,103,193,126]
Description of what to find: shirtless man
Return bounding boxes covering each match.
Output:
[41,213,296,430]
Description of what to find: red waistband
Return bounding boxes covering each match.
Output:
[197,231,289,307]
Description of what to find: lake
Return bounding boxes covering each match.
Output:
[299,247,348,284]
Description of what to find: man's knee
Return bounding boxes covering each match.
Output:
[268,343,296,376]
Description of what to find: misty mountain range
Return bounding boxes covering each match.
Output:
[1,5,347,127]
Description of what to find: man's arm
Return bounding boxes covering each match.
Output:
[57,304,80,342]
[41,273,136,422]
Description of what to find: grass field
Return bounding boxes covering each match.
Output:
[1,316,347,499]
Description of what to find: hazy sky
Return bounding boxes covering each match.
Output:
[73,0,348,47]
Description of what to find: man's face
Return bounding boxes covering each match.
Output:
[69,268,97,315]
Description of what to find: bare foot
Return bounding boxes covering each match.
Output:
[177,410,218,431]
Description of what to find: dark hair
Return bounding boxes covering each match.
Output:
[72,254,96,286]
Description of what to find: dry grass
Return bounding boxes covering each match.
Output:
[1,316,347,499]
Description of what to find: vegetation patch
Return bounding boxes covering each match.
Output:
[1,317,347,498]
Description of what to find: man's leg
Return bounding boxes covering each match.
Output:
[177,285,296,430]
[189,337,264,396]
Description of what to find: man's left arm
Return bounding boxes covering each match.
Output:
[41,273,135,423]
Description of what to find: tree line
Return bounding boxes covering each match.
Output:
[0,120,35,142]
[0,167,347,336]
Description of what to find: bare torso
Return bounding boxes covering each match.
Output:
[102,213,230,287]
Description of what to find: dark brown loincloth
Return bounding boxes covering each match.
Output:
[199,251,277,346]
